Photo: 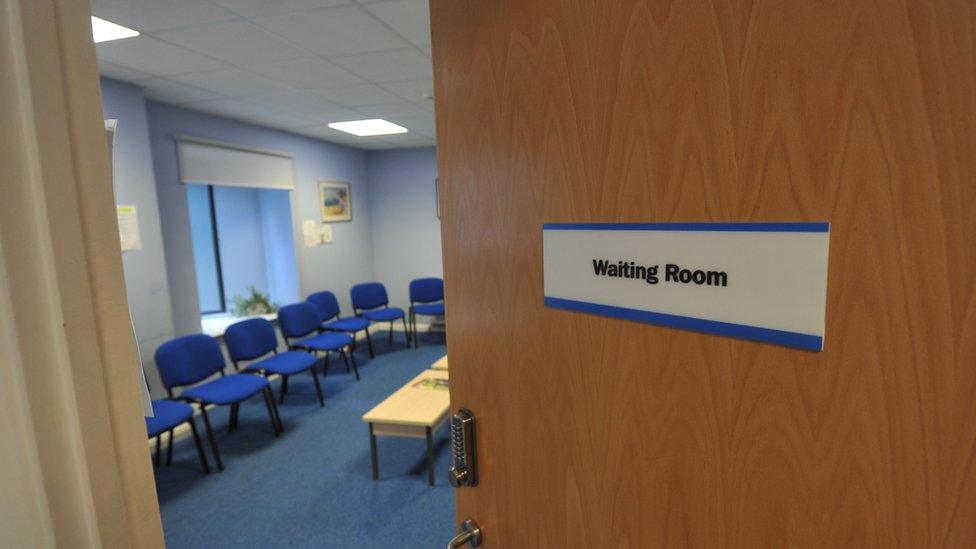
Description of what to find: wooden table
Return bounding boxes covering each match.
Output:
[431,355,448,371]
[362,369,450,485]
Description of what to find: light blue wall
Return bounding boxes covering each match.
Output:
[99,78,175,395]
[146,101,374,335]
[366,147,442,311]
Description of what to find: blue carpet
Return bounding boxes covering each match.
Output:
[153,331,455,548]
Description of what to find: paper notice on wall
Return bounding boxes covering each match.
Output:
[318,223,333,244]
[117,205,141,251]
[302,219,319,247]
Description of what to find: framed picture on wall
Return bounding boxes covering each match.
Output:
[319,181,352,222]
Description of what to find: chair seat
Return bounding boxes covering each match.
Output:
[245,351,317,376]
[362,307,405,322]
[413,303,444,316]
[146,400,194,437]
[182,374,269,405]
[293,331,354,351]
[324,317,370,332]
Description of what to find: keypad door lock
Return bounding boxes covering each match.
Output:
[449,408,477,487]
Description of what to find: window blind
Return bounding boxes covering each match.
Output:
[177,136,294,190]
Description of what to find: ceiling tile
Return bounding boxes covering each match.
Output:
[212,0,348,18]
[247,58,363,90]
[90,0,237,32]
[253,6,409,56]
[354,101,429,119]
[294,125,390,148]
[313,84,402,107]
[141,78,224,103]
[96,36,228,77]
[375,132,436,148]
[181,98,307,128]
[330,48,431,82]
[155,21,309,66]
[170,68,296,97]
[98,60,154,82]
[363,0,430,48]
[378,78,433,102]
[383,114,435,136]
[240,90,363,123]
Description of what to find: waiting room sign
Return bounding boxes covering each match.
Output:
[542,222,830,351]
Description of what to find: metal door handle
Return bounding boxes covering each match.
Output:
[448,518,482,548]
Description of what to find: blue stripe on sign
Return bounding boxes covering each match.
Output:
[544,296,824,352]
[542,222,829,233]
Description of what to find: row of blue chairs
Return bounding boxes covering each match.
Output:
[146,278,446,474]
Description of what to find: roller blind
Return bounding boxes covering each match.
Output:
[177,136,294,190]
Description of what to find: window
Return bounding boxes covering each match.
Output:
[186,183,298,316]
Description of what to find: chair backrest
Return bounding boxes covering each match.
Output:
[224,317,277,362]
[350,282,389,311]
[307,291,341,322]
[155,334,226,389]
[277,302,321,340]
[409,277,444,304]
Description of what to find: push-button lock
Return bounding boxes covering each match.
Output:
[448,408,477,487]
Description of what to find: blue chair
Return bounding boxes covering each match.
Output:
[307,290,374,358]
[350,282,409,348]
[146,399,210,474]
[225,317,324,407]
[408,278,445,349]
[156,334,281,471]
[278,302,359,381]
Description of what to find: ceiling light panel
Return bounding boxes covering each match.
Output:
[328,119,408,137]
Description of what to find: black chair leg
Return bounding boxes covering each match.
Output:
[279,375,289,404]
[388,321,394,344]
[402,316,411,347]
[166,429,175,465]
[153,436,161,468]
[322,352,330,377]
[187,417,211,474]
[228,403,239,433]
[344,349,360,380]
[199,405,224,472]
[267,387,284,434]
[364,328,375,358]
[310,365,324,406]
[261,387,281,437]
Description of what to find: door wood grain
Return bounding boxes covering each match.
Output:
[431,1,976,547]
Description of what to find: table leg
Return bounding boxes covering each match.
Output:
[369,423,379,480]
[426,426,434,486]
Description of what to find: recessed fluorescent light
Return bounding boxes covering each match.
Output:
[328,119,408,137]
[91,16,139,43]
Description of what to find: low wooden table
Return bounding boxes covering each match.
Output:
[362,369,449,485]
[431,355,448,371]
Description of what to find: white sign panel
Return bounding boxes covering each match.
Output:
[543,222,830,351]
[116,205,141,252]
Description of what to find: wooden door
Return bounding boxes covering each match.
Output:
[431,1,976,547]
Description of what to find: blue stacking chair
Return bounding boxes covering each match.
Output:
[350,282,409,348]
[225,317,324,407]
[408,278,445,349]
[279,302,359,380]
[307,290,374,358]
[156,334,282,472]
[146,399,210,473]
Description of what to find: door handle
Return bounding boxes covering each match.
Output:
[448,518,482,548]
